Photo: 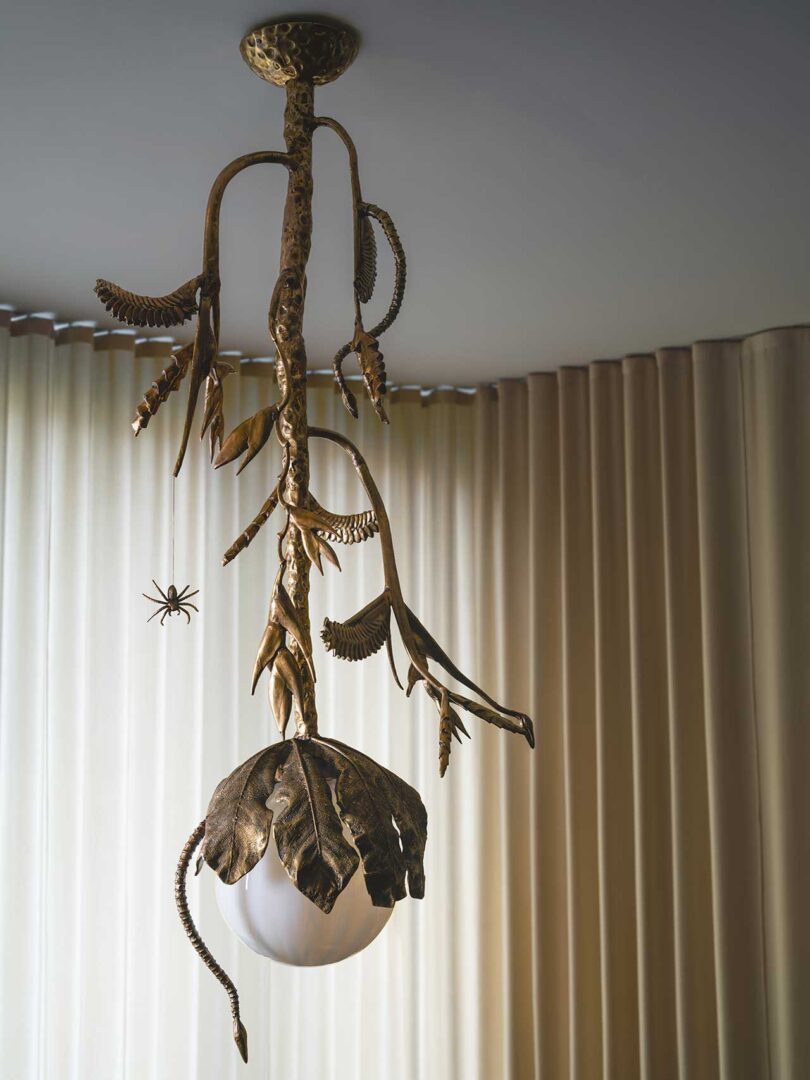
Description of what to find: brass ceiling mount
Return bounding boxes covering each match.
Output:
[240,17,360,86]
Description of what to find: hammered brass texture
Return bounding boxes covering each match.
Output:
[175,822,249,1063]
[240,19,359,86]
[273,79,319,737]
[94,27,535,1062]
[202,735,428,912]
[203,742,291,884]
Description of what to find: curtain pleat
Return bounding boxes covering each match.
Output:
[590,361,639,1080]
[741,330,810,1078]
[559,369,602,1080]
[624,355,679,1076]
[1,320,808,1080]
[527,373,569,1080]
[693,341,772,1080]
[657,349,718,1078]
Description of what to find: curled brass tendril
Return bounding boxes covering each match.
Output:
[174,821,249,1063]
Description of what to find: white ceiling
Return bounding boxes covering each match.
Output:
[2,0,809,382]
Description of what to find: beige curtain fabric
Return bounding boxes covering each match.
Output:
[0,315,807,1079]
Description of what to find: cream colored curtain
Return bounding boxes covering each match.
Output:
[0,314,808,1080]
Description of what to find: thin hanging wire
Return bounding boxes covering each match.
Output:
[171,475,176,584]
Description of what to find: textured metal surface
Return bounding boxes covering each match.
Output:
[175,822,248,1063]
[307,426,536,759]
[272,80,319,738]
[202,736,427,913]
[94,275,201,328]
[94,26,533,1061]
[240,19,359,87]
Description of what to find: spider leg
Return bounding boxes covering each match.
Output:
[147,606,165,623]
[175,585,192,601]
[178,588,200,601]
[183,603,199,613]
[160,609,169,626]
[153,580,170,602]
[181,607,191,624]
[143,594,163,604]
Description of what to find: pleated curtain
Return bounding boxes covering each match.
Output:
[0,312,808,1080]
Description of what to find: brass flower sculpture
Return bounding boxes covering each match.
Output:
[95,18,533,1063]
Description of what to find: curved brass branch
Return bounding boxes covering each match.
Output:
[308,426,534,750]
[170,150,291,477]
[331,204,406,420]
[201,150,293,280]
[314,118,404,419]
[313,117,360,186]
[404,607,532,741]
[308,425,425,675]
[361,204,406,340]
[175,821,248,1063]
[314,117,376,295]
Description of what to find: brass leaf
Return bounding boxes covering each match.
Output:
[316,534,341,571]
[351,321,388,423]
[406,663,423,697]
[131,343,193,435]
[438,688,452,778]
[95,275,201,328]
[214,404,279,474]
[174,294,217,476]
[297,518,325,573]
[273,647,305,726]
[269,665,293,738]
[203,741,291,885]
[355,212,377,304]
[311,740,406,906]
[305,496,379,544]
[406,605,535,747]
[321,591,391,662]
[272,740,359,913]
[449,692,534,746]
[331,203,406,420]
[251,620,284,693]
[201,359,236,461]
[270,583,316,683]
[362,203,406,341]
[315,738,427,901]
[222,486,279,566]
[233,1020,248,1065]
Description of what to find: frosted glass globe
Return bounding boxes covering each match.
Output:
[216,835,393,967]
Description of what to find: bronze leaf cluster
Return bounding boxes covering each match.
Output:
[201,737,427,913]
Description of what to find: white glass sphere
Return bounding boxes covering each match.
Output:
[216,831,393,967]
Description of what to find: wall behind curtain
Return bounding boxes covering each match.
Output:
[0,314,808,1080]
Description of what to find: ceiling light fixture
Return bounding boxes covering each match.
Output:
[94,18,533,1063]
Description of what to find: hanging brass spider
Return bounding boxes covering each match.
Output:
[143,581,199,625]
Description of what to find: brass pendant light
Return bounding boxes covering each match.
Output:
[94,18,534,1063]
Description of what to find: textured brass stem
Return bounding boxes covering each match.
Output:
[273,81,318,737]
[175,821,248,1062]
[314,116,363,320]
[202,150,292,282]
